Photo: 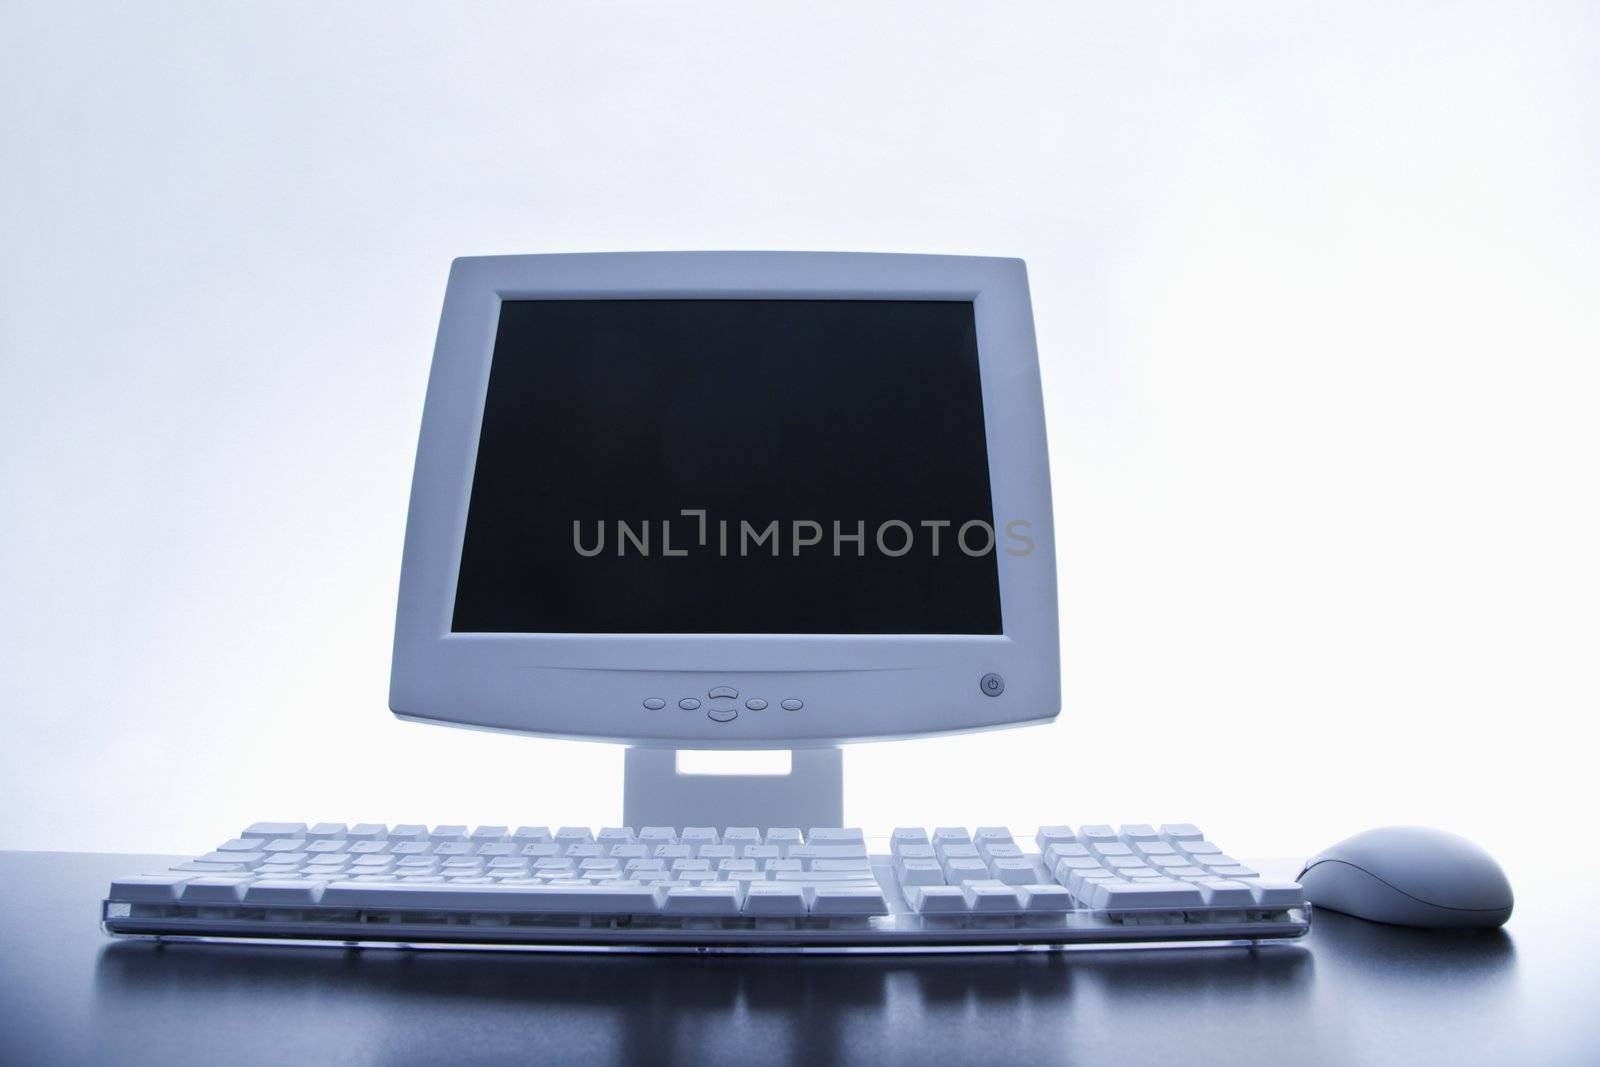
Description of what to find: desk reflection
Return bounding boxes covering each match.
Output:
[95,940,1314,1066]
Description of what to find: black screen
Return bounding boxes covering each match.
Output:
[452,300,1003,634]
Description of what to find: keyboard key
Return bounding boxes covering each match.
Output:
[935,842,981,861]
[180,876,253,903]
[979,843,1024,861]
[663,884,742,917]
[897,859,945,886]
[1178,840,1222,856]
[743,883,806,917]
[1159,823,1203,842]
[1134,840,1176,855]
[596,827,635,844]
[512,826,552,843]
[200,851,262,865]
[430,825,468,842]
[346,824,387,840]
[723,827,762,847]
[555,827,593,845]
[305,823,347,840]
[1035,826,1077,850]
[1053,857,1103,878]
[908,885,968,913]
[680,827,720,847]
[990,859,1039,885]
[765,828,804,850]
[962,881,1022,913]
[789,845,869,864]
[242,822,306,840]
[109,874,189,902]
[1210,864,1260,878]
[1044,843,1090,863]
[1119,824,1160,841]
[389,824,429,841]
[214,838,263,853]
[944,859,992,884]
[637,827,677,845]
[243,880,325,906]
[809,886,888,916]
[1250,881,1305,908]
[895,844,936,863]
[932,827,971,845]
[1197,878,1256,907]
[1017,884,1073,912]
[807,827,864,844]
[770,870,879,884]
[471,826,509,842]
[322,881,665,914]
[891,828,930,853]
[1078,825,1118,844]
[1088,880,1205,911]
[1091,842,1132,856]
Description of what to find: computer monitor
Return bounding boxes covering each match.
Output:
[390,252,1058,758]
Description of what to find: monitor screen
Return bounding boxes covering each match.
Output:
[452,299,1003,635]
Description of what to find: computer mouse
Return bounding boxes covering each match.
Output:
[1297,826,1513,929]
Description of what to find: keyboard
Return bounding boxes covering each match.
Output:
[102,822,1310,953]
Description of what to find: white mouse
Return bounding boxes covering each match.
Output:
[1298,826,1513,929]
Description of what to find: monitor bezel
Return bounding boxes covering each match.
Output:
[391,252,1058,747]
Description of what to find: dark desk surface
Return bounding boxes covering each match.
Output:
[1,851,1593,1066]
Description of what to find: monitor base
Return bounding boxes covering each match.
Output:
[622,747,843,830]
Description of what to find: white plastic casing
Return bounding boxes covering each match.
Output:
[389,252,1059,747]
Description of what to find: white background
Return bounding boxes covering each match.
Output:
[3,2,1596,871]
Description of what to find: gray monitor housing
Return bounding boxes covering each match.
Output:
[390,252,1059,825]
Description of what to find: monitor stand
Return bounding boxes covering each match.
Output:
[622,748,843,831]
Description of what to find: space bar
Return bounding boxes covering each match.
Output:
[318,882,665,914]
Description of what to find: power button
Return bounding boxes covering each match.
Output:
[980,673,1005,697]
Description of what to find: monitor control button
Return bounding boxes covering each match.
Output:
[745,698,768,711]
[707,706,738,723]
[708,686,739,699]
[980,673,1005,697]
[678,698,701,710]
[643,698,666,710]
[780,699,803,711]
